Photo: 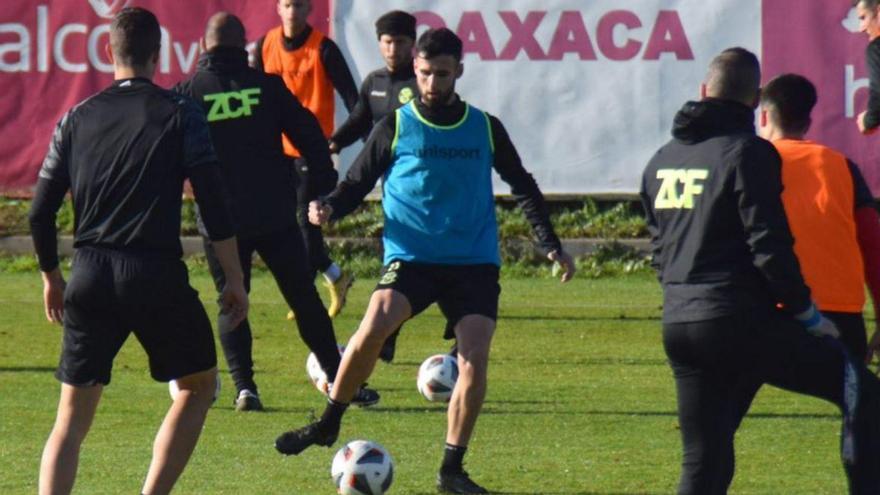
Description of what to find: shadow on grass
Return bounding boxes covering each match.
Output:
[364,406,840,420]
[0,366,56,372]
[392,358,668,367]
[500,315,661,322]
[491,357,668,366]
[411,491,665,495]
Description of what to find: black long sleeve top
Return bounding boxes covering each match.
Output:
[29,78,233,271]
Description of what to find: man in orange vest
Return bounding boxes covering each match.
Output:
[759,73,880,361]
[255,0,359,319]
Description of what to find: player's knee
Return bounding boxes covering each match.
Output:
[174,369,217,407]
[354,323,393,350]
[457,352,489,380]
[359,311,405,343]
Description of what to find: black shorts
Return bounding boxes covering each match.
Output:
[375,260,501,339]
[57,246,217,386]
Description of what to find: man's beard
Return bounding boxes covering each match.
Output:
[424,86,455,108]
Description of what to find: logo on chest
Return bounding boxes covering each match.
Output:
[398,87,415,104]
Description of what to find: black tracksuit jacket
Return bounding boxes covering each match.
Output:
[174,47,336,239]
[640,98,813,323]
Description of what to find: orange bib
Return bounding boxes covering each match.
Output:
[262,26,335,157]
[776,139,865,312]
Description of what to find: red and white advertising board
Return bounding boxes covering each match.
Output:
[3,1,880,196]
[0,0,328,192]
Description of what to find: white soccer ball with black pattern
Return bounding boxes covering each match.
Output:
[331,440,394,495]
[417,354,459,402]
[306,344,345,394]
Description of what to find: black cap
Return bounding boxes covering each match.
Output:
[375,10,416,40]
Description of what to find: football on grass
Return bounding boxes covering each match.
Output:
[331,440,394,495]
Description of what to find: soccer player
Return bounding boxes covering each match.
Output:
[758,73,880,360]
[27,8,248,494]
[328,10,419,363]
[641,47,880,494]
[855,0,880,135]
[273,28,575,494]
[174,13,378,411]
[328,10,418,154]
[255,0,359,318]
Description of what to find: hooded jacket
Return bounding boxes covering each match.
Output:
[640,98,812,323]
[174,47,336,239]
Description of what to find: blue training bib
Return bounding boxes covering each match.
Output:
[382,101,499,265]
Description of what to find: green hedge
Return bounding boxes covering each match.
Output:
[1,196,652,278]
[2,196,647,239]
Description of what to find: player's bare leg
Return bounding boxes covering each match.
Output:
[438,315,494,494]
[39,383,103,495]
[141,368,217,495]
[446,315,494,446]
[275,289,410,455]
[330,289,411,402]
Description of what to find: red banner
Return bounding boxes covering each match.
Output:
[0,0,329,193]
[762,1,880,194]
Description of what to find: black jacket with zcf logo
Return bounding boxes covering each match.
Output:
[174,47,336,239]
[640,98,812,324]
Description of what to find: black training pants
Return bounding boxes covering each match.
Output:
[664,308,880,495]
[203,225,341,394]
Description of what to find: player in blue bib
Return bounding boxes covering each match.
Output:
[275,28,575,494]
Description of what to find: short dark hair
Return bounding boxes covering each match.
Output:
[855,0,879,9]
[110,7,161,67]
[705,47,761,104]
[416,28,463,62]
[761,74,817,135]
[205,12,246,50]
[375,10,416,40]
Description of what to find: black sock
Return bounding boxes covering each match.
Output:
[319,398,348,433]
[440,443,467,474]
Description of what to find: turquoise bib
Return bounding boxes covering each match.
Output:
[383,101,499,265]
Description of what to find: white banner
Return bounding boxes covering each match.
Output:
[332,0,761,195]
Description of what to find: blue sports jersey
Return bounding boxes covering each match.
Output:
[382,100,499,265]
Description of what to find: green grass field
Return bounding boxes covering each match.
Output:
[0,271,851,494]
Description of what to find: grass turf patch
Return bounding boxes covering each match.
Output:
[0,273,849,494]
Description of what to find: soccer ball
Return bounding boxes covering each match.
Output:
[306,344,345,394]
[168,372,221,402]
[331,440,394,495]
[417,354,458,402]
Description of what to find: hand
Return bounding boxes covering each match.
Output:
[866,327,880,366]
[41,268,66,324]
[807,315,841,339]
[548,250,575,283]
[218,280,248,330]
[794,303,840,338]
[309,200,333,225]
[858,111,878,135]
